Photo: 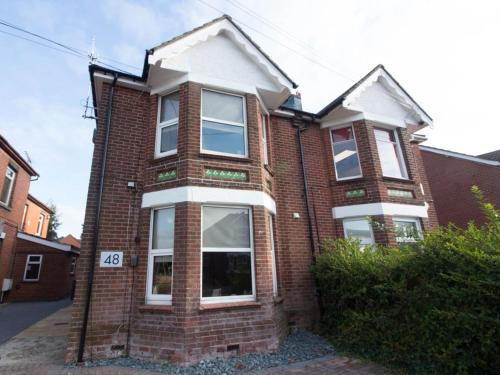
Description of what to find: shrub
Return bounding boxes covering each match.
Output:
[312,188,500,374]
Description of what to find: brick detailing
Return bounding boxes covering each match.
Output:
[421,149,500,228]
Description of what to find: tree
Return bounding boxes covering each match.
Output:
[46,203,61,241]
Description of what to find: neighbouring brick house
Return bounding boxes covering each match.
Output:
[420,146,500,228]
[0,134,79,302]
[67,15,437,364]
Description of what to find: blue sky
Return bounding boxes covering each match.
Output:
[1,0,499,237]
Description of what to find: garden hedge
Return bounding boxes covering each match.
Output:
[312,189,500,374]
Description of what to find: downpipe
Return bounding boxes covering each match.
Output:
[77,73,118,362]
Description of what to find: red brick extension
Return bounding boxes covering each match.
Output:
[421,149,500,228]
[66,80,437,364]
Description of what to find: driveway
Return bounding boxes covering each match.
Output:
[0,299,71,345]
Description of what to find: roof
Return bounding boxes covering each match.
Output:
[420,145,500,167]
[477,149,500,163]
[27,194,54,215]
[59,234,81,249]
[316,64,433,122]
[149,15,298,89]
[0,135,38,177]
[17,232,79,254]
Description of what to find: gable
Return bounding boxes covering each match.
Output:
[147,16,294,109]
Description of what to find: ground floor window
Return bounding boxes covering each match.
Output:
[268,213,278,297]
[201,205,254,302]
[393,217,422,243]
[147,207,175,304]
[343,217,374,246]
[24,254,42,281]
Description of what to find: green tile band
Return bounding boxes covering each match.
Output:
[388,189,413,198]
[346,189,365,198]
[157,169,177,182]
[204,168,247,181]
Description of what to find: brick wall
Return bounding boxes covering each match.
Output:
[21,198,51,238]
[0,147,32,289]
[6,237,76,302]
[421,150,500,228]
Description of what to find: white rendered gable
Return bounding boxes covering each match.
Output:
[148,18,294,108]
[321,67,432,129]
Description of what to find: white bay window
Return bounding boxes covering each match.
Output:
[156,92,179,157]
[201,89,247,157]
[201,206,254,302]
[374,128,408,179]
[343,218,374,246]
[393,217,422,243]
[330,126,362,180]
[147,207,175,304]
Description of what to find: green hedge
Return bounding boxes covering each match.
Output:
[312,189,500,374]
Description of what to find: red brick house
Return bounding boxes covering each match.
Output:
[420,146,500,228]
[0,134,79,302]
[67,15,437,364]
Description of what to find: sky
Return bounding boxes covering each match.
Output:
[0,0,499,237]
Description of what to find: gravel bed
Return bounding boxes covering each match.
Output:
[78,330,335,374]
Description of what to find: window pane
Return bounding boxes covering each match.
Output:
[394,220,420,242]
[202,90,244,124]
[333,140,361,179]
[376,140,404,178]
[332,127,354,142]
[202,120,245,155]
[202,252,252,297]
[160,124,178,153]
[203,207,250,248]
[374,128,394,142]
[159,92,179,123]
[25,263,40,280]
[152,208,175,249]
[344,219,373,245]
[0,176,12,203]
[29,255,41,262]
[152,255,172,295]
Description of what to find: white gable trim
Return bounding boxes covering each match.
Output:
[142,186,276,214]
[149,18,294,91]
[17,232,73,252]
[332,202,429,219]
[420,146,500,166]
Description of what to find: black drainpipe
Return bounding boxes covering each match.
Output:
[77,73,118,363]
[294,119,325,316]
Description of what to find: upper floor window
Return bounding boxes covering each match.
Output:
[330,126,362,180]
[0,166,16,206]
[201,89,247,157]
[156,92,179,158]
[261,112,269,165]
[36,213,45,236]
[147,207,175,304]
[374,128,408,179]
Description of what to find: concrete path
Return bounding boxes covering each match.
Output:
[0,299,71,345]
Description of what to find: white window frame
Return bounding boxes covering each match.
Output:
[200,205,255,304]
[155,91,179,158]
[36,213,45,236]
[393,216,422,243]
[70,256,77,275]
[268,213,278,297]
[374,127,409,179]
[329,125,363,181]
[0,166,16,206]
[24,254,43,282]
[200,88,248,158]
[146,206,175,305]
[262,111,269,165]
[343,217,375,246]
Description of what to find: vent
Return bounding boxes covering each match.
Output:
[227,344,240,353]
